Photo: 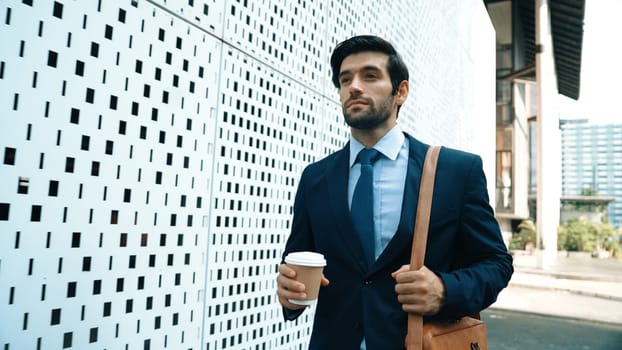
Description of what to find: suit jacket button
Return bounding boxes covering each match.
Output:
[363,280,373,285]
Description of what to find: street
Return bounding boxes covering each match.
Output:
[482,309,622,350]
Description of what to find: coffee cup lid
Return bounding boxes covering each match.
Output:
[285,251,326,267]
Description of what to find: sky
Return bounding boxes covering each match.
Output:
[558,0,622,123]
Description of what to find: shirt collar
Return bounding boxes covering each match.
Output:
[349,124,405,167]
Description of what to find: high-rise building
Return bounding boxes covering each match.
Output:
[561,119,622,228]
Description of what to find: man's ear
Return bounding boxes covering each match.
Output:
[395,80,409,106]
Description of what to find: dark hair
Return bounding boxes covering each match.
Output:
[330,35,409,95]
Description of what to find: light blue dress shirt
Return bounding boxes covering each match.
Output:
[349,124,409,260]
[349,124,409,350]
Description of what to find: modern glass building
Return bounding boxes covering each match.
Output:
[561,119,622,228]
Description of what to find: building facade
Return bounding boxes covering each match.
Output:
[561,119,622,228]
[0,1,495,349]
[485,0,585,268]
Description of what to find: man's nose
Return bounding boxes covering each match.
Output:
[348,76,364,94]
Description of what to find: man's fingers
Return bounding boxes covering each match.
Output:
[276,264,330,309]
[321,275,330,286]
[393,265,445,316]
[276,272,305,293]
[276,264,308,309]
[279,264,297,278]
[277,283,307,301]
[277,281,308,309]
[277,290,307,310]
[391,264,410,278]
[276,277,307,308]
[394,277,428,295]
[393,265,434,283]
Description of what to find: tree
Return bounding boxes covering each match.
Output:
[599,223,621,257]
[509,219,537,251]
[558,218,621,254]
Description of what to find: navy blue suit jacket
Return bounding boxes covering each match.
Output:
[283,134,513,350]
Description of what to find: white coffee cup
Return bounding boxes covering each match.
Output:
[284,251,327,306]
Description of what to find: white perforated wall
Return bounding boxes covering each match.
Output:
[0,1,495,349]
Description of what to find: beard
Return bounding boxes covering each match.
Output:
[343,94,394,130]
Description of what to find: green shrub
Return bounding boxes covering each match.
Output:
[558,218,621,253]
[509,219,537,250]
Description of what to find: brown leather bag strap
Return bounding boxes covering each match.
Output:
[405,145,441,350]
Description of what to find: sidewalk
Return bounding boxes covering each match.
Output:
[489,252,622,325]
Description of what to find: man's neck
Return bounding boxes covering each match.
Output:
[351,120,397,148]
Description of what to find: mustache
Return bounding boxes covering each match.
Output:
[345,95,371,107]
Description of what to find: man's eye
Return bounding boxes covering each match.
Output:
[365,74,377,79]
[339,77,351,85]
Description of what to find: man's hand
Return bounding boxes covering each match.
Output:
[391,264,445,315]
[276,264,329,309]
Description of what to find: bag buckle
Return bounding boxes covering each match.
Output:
[471,342,481,350]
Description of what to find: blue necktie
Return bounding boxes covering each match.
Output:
[351,148,380,267]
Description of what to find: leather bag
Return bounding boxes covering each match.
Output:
[404,146,488,350]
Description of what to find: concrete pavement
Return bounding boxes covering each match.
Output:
[489,251,622,325]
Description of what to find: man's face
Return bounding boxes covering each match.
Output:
[338,51,397,130]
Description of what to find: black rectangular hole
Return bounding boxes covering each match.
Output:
[65,157,75,173]
[105,25,113,40]
[81,135,90,150]
[91,161,100,176]
[4,147,16,165]
[105,141,113,155]
[75,60,84,76]
[118,9,126,23]
[18,177,29,194]
[86,88,95,103]
[48,180,58,197]
[70,108,80,123]
[118,120,126,134]
[71,232,81,248]
[47,50,58,67]
[51,308,61,325]
[0,203,9,220]
[53,1,63,18]
[83,257,92,271]
[31,205,42,222]
[90,42,99,57]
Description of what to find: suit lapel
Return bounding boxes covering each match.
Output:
[371,134,428,274]
[325,143,368,273]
